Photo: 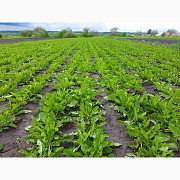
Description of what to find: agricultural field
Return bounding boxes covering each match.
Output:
[0,37,179,157]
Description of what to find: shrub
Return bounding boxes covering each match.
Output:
[19,30,33,37]
[120,32,127,37]
[33,30,49,38]
[57,28,76,38]
[57,30,67,38]
[0,33,2,38]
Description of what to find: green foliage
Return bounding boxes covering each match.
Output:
[169,43,180,50]
[57,28,76,38]
[0,33,2,38]
[19,30,33,37]
[120,32,127,37]
[33,30,49,38]
[0,37,179,157]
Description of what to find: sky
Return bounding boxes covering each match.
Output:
[0,0,180,32]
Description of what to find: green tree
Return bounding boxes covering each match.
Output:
[161,32,166,37]
[33,27,49,38]
[57,29,67,38]
[109,27,118,36]
[120,32,127,37]
[19,30,33,37]
[34,26,46,32]
[57,28,76,38]
[82,27,90,37]
[151,29,158,36]
[0,33,2,38]
[147,29,152,34]
[167,29,177,34]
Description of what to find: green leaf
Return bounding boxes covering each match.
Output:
[168,143,179,151]
[113,142,122,147]
[63,149,83,157]
[8,123,17,128]
[108,153,114,157]
[155,133,170,141]
[68,100,78,107]
[60,135,73,142]
[169,125,180,139]
[159,146,168,152]
[25,125,32,131]
[53,147,64,157]
[104,96,110,100]
[17,110,32,115]
[0,143,3,151]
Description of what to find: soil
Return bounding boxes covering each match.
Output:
[0,38,62,45]
[89,72,134,157]
[123,38,180,45]
[0,98,40,157]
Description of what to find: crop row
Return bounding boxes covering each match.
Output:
[0,37,179,157]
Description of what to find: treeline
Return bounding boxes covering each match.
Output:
[18,26,101,38]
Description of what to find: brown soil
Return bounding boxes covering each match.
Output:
[124,38,180,45]
[89,72,134,157]
[96,91,133,157]
[0,38,62,45]
[0,98,40,157]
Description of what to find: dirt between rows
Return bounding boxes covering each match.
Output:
[122,38,180,45]
[0,38,62,45]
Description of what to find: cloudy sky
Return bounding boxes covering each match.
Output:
[0,0,179,32]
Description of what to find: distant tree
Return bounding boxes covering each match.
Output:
[0,33,2,38]
[57,28,76,38]
[109,27,118,36]
[90,30,98,36]
[42,30,49,38]
[120,32,127,37]
[167,29,177,34]
[82,27,90,37]
[82,27,93,37]
[147,29,152,34]
[99,33,104,36]
[33,27,49,38]
[34,26,46,32]
[4,34,8,38]
[151,29,158,36]
[161,32,166,37]
[57,29,67,38]
[19,30,33,37]
[83,27,89,34]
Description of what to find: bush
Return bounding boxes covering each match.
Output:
[0,33,2,38]
[33,30,49,38]
[19,30,33,37]
[57,30,67,38]
[57,28,76,38]
[120,32,127,37]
